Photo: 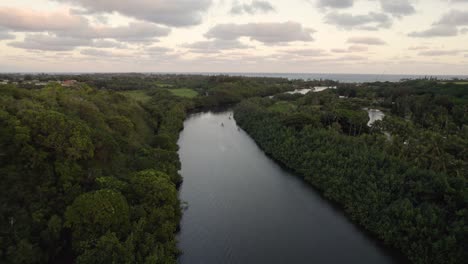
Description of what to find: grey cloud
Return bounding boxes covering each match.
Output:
[231,1,275,15]
[347,37,386,45]
[409,25,458,37]
[9,34,91,51]
[80,48,132,58]
[418,50,465,56]
[324,12,392,30]
[348,45,369,52]
[183,39,251,53]
[436,10,468,26]
[54,0,212,27]
[461,28,468,34]
[0,7,170,43]
[331,45,368,53]
[80,48,114,57]
[0,30,15,40]
[316,0,353,9]
[336,55,367,61]
[409,10,468,38]
[380,0,415,17]
[0,7,87,32]
[146,46,172,54]
[92,39,127,48]
[83,22,170,42]
[280,48,328,57]
[205,22,315,44]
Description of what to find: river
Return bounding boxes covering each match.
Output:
[177,110,403,264]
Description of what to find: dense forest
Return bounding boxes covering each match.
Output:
[0,82,191,263]
[0,74,299,263]
[234,80,467,264]
[1,74,466,263]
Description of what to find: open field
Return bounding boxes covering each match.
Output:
[121,90,152,102]
[167,88,198,98]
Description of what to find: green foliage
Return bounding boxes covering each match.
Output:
[65,189,130,250]
[121,90,152,103]
[268,101,297,113]
[167,88,198,98]
[234,86,467,264]
[75,232,134,264]
[0,83,185,263]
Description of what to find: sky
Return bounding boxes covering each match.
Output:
[0,0,467,74]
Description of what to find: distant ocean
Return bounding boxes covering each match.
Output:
[192,72,468,83]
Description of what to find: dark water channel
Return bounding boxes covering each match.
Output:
[177,110,403,264]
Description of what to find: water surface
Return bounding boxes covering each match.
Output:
[366,108,386,126]
[177,110,402,264]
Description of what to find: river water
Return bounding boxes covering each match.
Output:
[177,110,403,264]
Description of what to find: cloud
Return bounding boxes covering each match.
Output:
[379,0,415,17]
[80,48,114,57]
[205,22,315,44]
[9,34,91,51]
[92,39,127,49]
[54,0,212,27]
[409,25,458,37]
[436,10,468,26]
[331,45,368,53]
[77,22,170,42]
[324,12,392,30]
[418,49,465,56]
[408,10,468,38]
[183,39,251,53]
[231,1,275,15]
[0,7,87,32]
[0,29,15,40]
[0,7,170,44]
[316,0,354,9]
[336,55,367,61]
[347,36,386,45]
[145,46,172,54]
[279,48,328,57]
[138,46,179,61]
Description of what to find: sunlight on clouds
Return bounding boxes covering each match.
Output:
[0,0,466,74]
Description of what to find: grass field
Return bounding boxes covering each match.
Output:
[268,101,297,113]
[167,88,198,98]
[121,90,152,103]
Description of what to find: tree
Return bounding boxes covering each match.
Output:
[65,189,130,252]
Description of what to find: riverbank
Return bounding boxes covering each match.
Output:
[233,96,466,264]
[176,110,405,264]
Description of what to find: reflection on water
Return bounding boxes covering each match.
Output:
[366,108,386,126]
[177,110,402,264]
[275,86,338,97]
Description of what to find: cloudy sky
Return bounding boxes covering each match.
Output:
[0,0,467,74]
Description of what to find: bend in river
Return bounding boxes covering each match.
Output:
[177,110,404,264]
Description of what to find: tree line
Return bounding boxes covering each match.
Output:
[0,83,188,263]
[234,81,467,264]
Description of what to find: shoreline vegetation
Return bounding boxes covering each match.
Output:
[0,73,467,263]
[234,81,467,264]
